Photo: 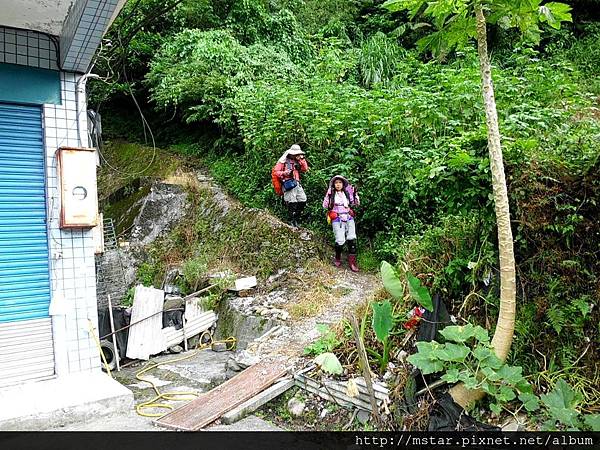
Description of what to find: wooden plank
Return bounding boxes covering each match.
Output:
[154,360,287,431]
[126,285,165,360]
[221,378,295,424]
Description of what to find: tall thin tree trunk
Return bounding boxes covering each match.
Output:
[450,3,517,409]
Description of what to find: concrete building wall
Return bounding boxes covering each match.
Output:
[0,25,100,376]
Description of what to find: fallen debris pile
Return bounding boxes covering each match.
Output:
[97,284,218,370]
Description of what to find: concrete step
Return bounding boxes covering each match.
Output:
[0,371,133,430]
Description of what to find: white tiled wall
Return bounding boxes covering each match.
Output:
[44,74,100,374]
[0,25,100,374]
[61,0,121,73]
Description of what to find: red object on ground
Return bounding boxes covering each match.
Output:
[348,254,359,272]
[403,306,425,330]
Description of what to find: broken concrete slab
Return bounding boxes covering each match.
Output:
[221,378,295,424]
[155,350,232,389]
[49,412,159,431]
[215,296,281,349]
[234,276,257,291]
[232,350,260,370]
[35,348,233,431]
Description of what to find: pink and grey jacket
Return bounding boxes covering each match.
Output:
[322,175,360,222]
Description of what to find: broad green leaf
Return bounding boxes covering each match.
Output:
[538,2,572,29]
[371,300,394,342]
[542,419,558,431]
[481,366,501,382]
[472,326,490,343]
[407,352,444,374]
[314,352,343,375]
[495,365,524,385]
[461,374,479,389]
[440,324,479,343]
[540,379,582,427]
[433,342,470,362]
[406,273,433,311]
[480,380,500,396]
[472,345,503,369]
[498,386,516,402]
[515,378,534,395]
[519,392,540,412]
[584,414,600,432]
[490,403,502,415]
[380,261,403,299]
[441,368,460,383]
[415,340,439,354]
[382,0,424,16]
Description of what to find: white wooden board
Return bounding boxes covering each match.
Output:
[126,285,165,360]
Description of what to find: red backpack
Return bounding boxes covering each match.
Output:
[271,163,284,196]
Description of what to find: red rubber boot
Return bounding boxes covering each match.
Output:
[334,244,343,268]
[348,254,359,272]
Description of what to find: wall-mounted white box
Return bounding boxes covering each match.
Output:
[57,147,98,228]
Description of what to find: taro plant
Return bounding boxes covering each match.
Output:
[380,261,434,311]
[368,262,435,372]
[407,323,540,415]
[370,299,394,372]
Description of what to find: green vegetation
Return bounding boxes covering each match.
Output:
[303,324,341,356]
[127,183,326,288]
[408,323,539,415]
[95,0,600,425]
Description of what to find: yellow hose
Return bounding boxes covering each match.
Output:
[135,331,237,417]
[88,319,113,378]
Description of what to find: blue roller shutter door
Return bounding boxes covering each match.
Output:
[0,103,54,386]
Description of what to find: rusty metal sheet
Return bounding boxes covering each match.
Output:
[154,360,287,431]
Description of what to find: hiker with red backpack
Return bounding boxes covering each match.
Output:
[271,144,309,227]
[322,175,360,272]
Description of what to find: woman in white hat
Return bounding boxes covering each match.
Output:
[272,144,309,227]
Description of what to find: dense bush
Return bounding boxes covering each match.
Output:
[146,29,302,128]
[102,0,600,401]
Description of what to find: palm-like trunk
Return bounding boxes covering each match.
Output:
[450,3,517,409]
